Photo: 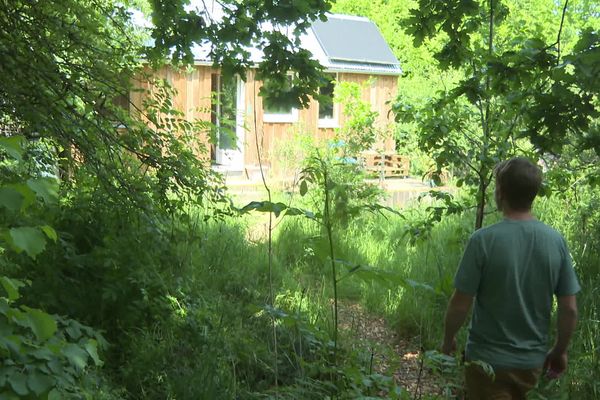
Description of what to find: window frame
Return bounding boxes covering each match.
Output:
[318,72,338,129]
[262,74,299,124]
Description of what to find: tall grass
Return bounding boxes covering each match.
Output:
[271,189,600,398]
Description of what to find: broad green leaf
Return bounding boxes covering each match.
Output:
[27,370,54,396]
[41,225,58,242]
[0,277,25,301]
[84,339,103,366]
[65,323,82,340]
[8,227,46,258]
[26,178,59,204]
[30,347,54,361]
[61,344,89,370]
[8,371,29,396]
[0,390,19,400]
[299,179,308,196]
[0,188,24,211]
[48,388,61,400]
[239,201,315,219]
[6,184,36,210]
[23,307,57,341]
[0,136,25,160]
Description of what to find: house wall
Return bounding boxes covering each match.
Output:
[130,66,398,170]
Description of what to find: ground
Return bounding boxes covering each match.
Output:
[338,301,443,398]
[231,174,454,398]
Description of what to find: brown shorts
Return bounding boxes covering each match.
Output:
[465,363,542,400]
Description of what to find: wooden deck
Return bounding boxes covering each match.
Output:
[360,151,410,178]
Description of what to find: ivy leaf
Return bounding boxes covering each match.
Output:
[0,277,26,301]
[23,307,58,341]
[0,188,24,211]
[0,136,25,161]
[8,227,47,259]
[27,370,54,396]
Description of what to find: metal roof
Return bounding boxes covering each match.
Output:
[182,11,402,75]
[311,15,399,66]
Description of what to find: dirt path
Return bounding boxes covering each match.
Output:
[338,302,442,398]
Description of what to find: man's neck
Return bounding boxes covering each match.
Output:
[503,208,535,220]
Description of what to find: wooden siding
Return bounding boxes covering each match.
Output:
[131,66,398,169]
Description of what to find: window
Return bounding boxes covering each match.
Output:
[211,74,240,162]
[262,75,298,123]
[318,73,337,128]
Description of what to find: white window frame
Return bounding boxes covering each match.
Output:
[263,107,298,124]
[262,74,299,124]
[317,72,339,129]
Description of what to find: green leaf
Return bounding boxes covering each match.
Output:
[0,136,25,161]
[61,344,89,370]
[239,201,315,219]
[26,178,59,204]
[27,370,54,396]
[41,225,58,242]
[5,184,36,210]
[8,227,47,258]
[23,307,57,341]
[84,339,103,366]
[8,371,29,396]
[48,388,61,400]
[0,188,24,211]
[299,179,308,196]
[0,391,19,400]
[65,323,82,340]
[0,277,26,301]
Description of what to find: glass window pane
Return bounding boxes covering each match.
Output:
[319,75,335,120]
[264,76,293,115]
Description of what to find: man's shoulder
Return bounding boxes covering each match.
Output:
[474,219,566,242]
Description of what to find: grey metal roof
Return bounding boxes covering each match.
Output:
[311,15,400,67]
[182,11,402,75]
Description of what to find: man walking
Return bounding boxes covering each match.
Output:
[441,157,580,399]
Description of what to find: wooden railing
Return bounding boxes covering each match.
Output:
[360,151,410,178]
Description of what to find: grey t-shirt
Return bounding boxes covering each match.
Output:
[454,219,581,370]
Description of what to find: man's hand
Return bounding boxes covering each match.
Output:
[442,290,473,356]
[543,295,577,379]
[441,337,457,355]
[544,348,568,379]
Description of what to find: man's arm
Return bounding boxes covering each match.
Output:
[442,289,474,354]
[544,295,578,377]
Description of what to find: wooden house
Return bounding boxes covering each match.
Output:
[130,14,402,178]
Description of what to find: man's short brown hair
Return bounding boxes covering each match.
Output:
[495,157,542,211]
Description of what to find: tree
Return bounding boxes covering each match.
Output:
[394,0,600,229]
[149,0,333,109]
[1,0,336,210]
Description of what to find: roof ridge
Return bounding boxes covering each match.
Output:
[325,13,371,22]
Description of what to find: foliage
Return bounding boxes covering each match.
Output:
[0,138,116,399]
[334,80,380,156]
[394,0,600,229]
[0,278,109,399]
[148,0,333,109]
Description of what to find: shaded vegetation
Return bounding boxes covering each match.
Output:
[1,0,599,399]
